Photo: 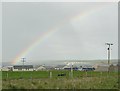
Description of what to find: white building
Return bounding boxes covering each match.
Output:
[55,65,65,70]
[2,66,13,71]
[94,64,109,72]
[13,65,33,71]
[35,65,46,71]
[63,65,71,70]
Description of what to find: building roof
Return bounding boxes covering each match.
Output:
[63,65,71,69]
[36,66,46,70]
[55,65,66,68]
[13,65,33,69]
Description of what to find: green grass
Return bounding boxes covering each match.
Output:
[2,70,118,79]
[2,70,119,89]
[0,71,2,90]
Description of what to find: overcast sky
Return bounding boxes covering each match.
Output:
[0,2,2,66]
[2,2,118,65]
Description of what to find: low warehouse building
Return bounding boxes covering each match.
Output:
[94,65,109,72]
[13,65,33,71]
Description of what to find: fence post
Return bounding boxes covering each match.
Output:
[7,72,8,79]
[30,73,32,79]
[71,65,73,78]
[50,71,52,78]
[86,71,87,77]
[100,71,102,83]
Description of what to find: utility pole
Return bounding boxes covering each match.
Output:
[21,58,26,71]
[105,43,113,65]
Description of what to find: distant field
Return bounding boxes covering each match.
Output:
[2,70,119,89]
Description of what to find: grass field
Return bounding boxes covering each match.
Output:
[2,70,119,89]
[0,71,1,90]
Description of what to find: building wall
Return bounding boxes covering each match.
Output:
[36,67,46,71]
[2,68,9,71]
[109,66,118,72]
[95,66,109,72]
[13,68,33,71]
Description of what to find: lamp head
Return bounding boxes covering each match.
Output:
[105,43,113,45]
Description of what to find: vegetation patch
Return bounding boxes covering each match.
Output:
[2,71,119,89]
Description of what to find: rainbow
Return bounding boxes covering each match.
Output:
[11,5,104,65]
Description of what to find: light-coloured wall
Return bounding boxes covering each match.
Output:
[95,66,109,72]
[13,68,34,71]
[2,68,9,71]
[35,66,46,71]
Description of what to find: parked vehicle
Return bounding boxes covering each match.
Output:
[78,67,95,71]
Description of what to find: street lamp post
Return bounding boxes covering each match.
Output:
[105,43,113,65]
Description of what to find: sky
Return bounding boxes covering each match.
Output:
[1,0,119,2]
[0,2,2,66]
[1,2,118,65]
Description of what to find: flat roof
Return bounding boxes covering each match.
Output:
[13,65,33,69]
